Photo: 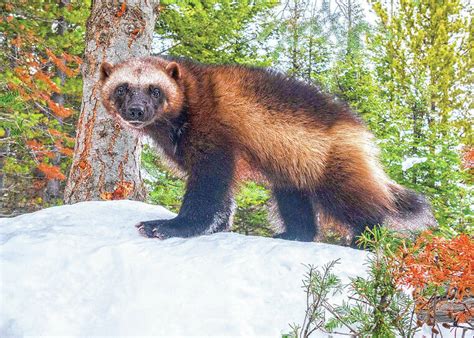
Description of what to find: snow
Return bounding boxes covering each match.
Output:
[402,156,427,171]
[0,201,452,337]
[0,201,366,336]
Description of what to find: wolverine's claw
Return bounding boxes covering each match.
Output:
[135,218,195,239]
[136,222,158,238]
[136,220,172,239]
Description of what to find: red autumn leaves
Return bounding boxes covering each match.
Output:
[389,231,474,325]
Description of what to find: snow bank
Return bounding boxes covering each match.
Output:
[0,201,368,336]
[0,201,443,337]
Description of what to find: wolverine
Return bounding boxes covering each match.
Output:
[99,56,435,244]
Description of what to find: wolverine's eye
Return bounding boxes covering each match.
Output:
[151,87,161,98]
[116,85,126,97]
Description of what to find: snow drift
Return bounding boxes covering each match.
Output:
[0,200,440,337]
[0,201,368,336]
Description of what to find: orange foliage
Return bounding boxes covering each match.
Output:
[55,139,74,157]
[48,129,63,137]
[37,163,66,181]
[45,97,73,118]
[462,148,474,169]
[100,181,134,200]
[389,232,474,324]
[12,36,22,47]
[17,86,31,100]
[43,151,56,159]
[10,50,79,120]
[26,139,43,151]
[61,52,82,65]
[14,67,33,85]
[48,128,75,143]
[2,3,83,211]
[32,179,46,190]
[116,2,127,17]
[45,49,79,77]
[27,134,73,167]
[5,14,82,122]
[58,146,74,157]
[34,70,61,93]
[26,139,54,159]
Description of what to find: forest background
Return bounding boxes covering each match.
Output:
[0,0,472,241]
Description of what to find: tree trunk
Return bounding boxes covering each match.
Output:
[65,0,159,203]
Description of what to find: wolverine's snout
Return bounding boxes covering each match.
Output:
[124,105,145,121]
[116,88,157,126]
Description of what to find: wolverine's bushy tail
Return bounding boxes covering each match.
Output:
[386,184,437,232]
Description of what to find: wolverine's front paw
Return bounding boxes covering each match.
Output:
[135,218,191,239]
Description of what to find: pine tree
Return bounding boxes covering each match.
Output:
[272,0,332,83]
[155,0,277,65]
[370,0,473,230]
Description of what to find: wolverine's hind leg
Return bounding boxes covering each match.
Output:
[272,188,317,242]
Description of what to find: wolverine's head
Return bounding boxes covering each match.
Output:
[99,57,184,129]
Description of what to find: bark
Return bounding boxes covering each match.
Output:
[417,297,474,324]
[64,0,159,203]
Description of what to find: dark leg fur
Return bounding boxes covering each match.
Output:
[273,188,317,242]
[137,148,235,239]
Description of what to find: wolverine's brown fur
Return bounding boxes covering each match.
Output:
[99,56,436,243]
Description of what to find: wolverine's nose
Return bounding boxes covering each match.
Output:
[125,106,145,121]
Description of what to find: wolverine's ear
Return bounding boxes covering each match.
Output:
[165,62,181,80]
[100,62,114,81]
